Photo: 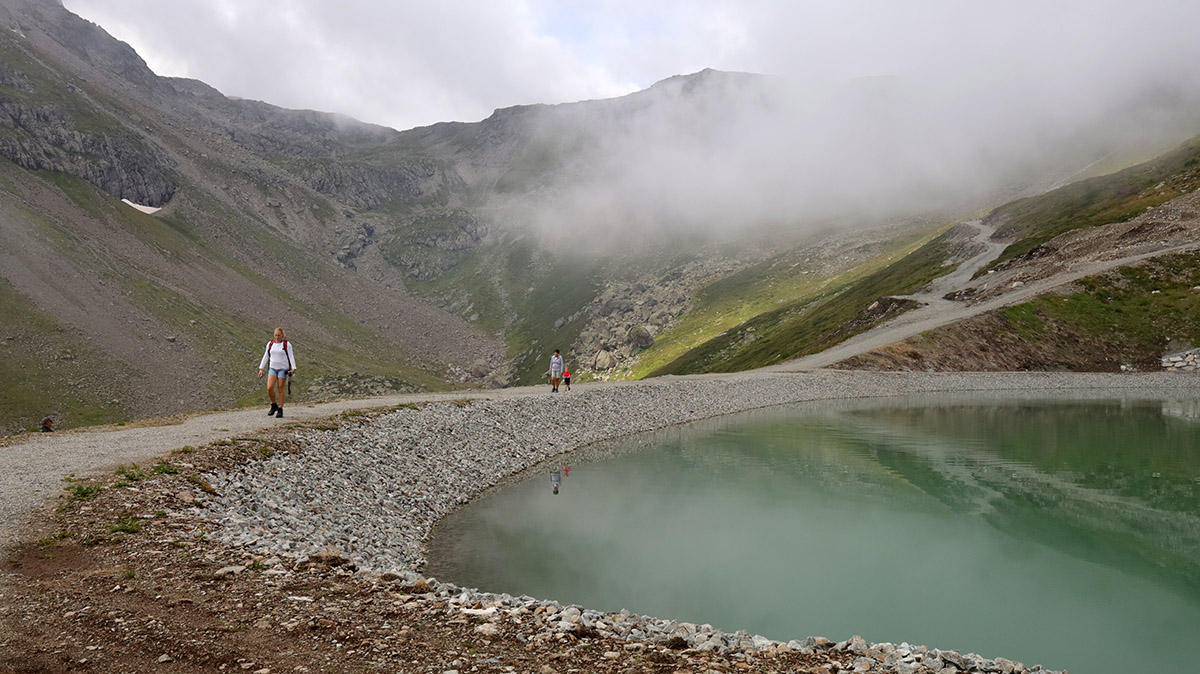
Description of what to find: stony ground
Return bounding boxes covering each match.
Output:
[5,371,1196,673]
[1,401,867,674]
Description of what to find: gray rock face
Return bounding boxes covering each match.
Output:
[383,210,489,280]
[0,99,176,206]
[571,258,742,377]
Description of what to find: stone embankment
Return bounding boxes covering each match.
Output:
[201,371,1196,674]
[1162,348,1200,371]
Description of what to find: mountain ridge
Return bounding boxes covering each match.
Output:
[3,0,1200,434]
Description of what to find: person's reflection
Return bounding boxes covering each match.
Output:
[549,466,571,494]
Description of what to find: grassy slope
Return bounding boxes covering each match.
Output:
[0,277,127,432]
[0,163,453,433]
[650,228,955,375]
[404,240,603,386]
[986,134,1200,268]
[844,251,1200,373]
[996,253,1200,368]
[629,228,936,378]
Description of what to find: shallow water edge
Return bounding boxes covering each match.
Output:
[204,371,1200,672]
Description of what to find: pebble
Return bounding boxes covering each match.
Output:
[201,371,1188,674]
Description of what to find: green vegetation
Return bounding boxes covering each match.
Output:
[37,531,74,546]
[115,464,147,482]
[632,228,935,378]
[995,252,1200,369]
[651,230,956,375]
[0,276,128,433]
[406,239,604,385]
[0,39,127,136]
[66,484,103,501]
[986,134,1200,268]
[109,516,141,534]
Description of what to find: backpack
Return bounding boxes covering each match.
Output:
[268,339,293,370]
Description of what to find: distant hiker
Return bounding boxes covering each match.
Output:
[39,417,54,432]
[549,349,564,392]
[562,368,571,391]
[550,468,562,495]
[257,327,296,418]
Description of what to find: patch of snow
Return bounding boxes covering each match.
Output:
[121,198,161,214]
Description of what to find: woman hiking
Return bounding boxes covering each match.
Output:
[257,327,297,417]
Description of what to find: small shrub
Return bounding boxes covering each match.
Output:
[37,531,73,546]
[152,463,179,475]
[67,484,103,501]
[115,464,147,481]
[173,445,195,454]
[109,516,141,534]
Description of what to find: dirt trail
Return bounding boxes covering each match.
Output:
[770,220,1200,371]
[0,384,605,548]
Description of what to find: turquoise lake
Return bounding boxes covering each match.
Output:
[424,396,1200,673]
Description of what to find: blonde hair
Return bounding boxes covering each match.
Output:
[274,327,287,340]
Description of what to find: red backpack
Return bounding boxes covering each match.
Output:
[268,340,293,370]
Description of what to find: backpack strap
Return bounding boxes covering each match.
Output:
[268,340,295,371]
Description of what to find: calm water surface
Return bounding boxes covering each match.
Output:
[425,396,1200,673]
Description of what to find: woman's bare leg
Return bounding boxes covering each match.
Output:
[266,375,279,404]
[275,377,287,407]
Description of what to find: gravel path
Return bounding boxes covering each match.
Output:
[203,370,1200,572]
[5,369,1197,552]
[0,385,574,548]
[769,227,1200,371]
[3,370,1197,673]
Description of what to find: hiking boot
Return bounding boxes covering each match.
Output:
[268,402,279,416]
[275,407,284,418]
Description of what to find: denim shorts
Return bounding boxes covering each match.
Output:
[268,368,289,379]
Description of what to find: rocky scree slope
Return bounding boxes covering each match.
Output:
[0,0,505,434]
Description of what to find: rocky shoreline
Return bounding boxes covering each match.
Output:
[203,370,1200,673]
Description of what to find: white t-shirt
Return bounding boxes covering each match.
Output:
[259,340,297,371]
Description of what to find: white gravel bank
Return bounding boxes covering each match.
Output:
[199,371,1197,672]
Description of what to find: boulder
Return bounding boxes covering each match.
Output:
[593,350,616,370]
[626,326,654,349]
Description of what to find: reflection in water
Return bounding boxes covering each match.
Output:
[425,397,1200,674]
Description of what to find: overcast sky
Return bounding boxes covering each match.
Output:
[62,0,1200,133]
